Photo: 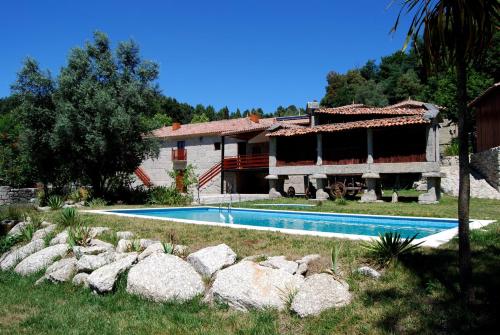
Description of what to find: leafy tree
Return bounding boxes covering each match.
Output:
[354,80,388,107]
[191,113,210,123]
[13,32,160,197]
[142,113,173,131]
[393,0,499,303]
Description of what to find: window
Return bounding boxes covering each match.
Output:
[177,141,185,149]
[214,142,221,151]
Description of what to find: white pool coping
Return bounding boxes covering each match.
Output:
[84,206,496,248]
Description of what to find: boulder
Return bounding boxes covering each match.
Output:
[0,239,46,270]
[291,274,351,317]
[88,239,114,249]
[356,266,381,279]
[117,231,134,240]
[295,254,321,275]
[31,224,57,241]
[137,242,163,261]
[45,257,77,283]
[207,261,304,311]
[127,253,204,302]
[73,273,90,288]
[7,221,29,237]
[73,245,113,259]
[14,244,70,276]
[89,227,111,238]
[49,230,69,246]
[87,253,137,293]
[116,239,132,253]
[76,252,116,272]
[140,239,160,249]
[187,244,237,277]
[259,256,298,274]
[40,221,53,228]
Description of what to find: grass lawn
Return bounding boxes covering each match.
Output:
[0,195,499,334]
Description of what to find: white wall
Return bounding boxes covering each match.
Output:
[137,136,239,194]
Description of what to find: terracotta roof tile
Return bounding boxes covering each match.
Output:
[316,104,427,116]
[267,115,430,137]
[152,116,309,138]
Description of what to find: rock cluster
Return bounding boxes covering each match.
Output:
[0,223,354,317]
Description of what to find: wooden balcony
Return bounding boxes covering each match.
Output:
[223,154,269,170]
[171,148,187,161]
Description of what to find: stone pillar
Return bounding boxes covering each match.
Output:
[265,175,282,199]
[311,173,329,200]
[360,172,381,202]
[316,134,323,166]
[367,129,374,164]
[418,172,444,204]
[269,137,277,168]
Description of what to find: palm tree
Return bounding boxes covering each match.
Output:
[391,0,499,303]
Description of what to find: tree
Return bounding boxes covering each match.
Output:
[191,113,210,123]
[11,58,63,193]
[142,113,173,131]
[13,32,160,197]
[393,0,499,303]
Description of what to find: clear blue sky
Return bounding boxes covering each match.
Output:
[0,0,412,112]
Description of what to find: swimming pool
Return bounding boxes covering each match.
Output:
[88,206,494,247]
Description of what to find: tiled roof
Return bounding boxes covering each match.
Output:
[267,115,430,137]
[315,103,427,116]
[152,116,310,138]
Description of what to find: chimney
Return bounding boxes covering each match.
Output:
[172,122,181,131]
[249,113,260,123]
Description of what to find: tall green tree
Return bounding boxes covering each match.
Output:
[393,0,499,303]
[13,32,160,197]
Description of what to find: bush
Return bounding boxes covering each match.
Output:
[67,224,92,247]
[148,186,191,206]
[87,198,107,208]
[444,138,459,156]
[0,234,22,254]
[47,195,64,210]
[335,197,347,206]
[363,232,423,266]
[58,207,80,227]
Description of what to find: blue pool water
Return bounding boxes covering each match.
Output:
[108,207,458,238]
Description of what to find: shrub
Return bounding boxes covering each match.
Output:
[58,207,80,227]
[0,234,22,254]
[444,139,459,156]
[335,197,347,206]
[87,198,107,208]
[47,195,64,210]
[67,224,92,247]
[363,232,423,266]
[148,186,191,206]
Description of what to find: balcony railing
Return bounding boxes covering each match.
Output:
[172,148,187,161]
[223,153,269,170]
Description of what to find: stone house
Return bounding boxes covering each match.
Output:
[470,82,500,191]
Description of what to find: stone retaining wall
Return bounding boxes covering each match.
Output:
[471,147,500,191]
[0,186,36,206]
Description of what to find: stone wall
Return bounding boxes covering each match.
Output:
[0,186,36,206]
[471,146,500,191]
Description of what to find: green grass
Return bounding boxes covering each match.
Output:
[0,195,499,334]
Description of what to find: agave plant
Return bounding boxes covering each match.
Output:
[364,232,423,266]
[162,242,174,254]
[58,207,80,227]
[67,224,92,247]
[47,195,64,210]
[323,243,342,276]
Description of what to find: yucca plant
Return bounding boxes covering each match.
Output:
[363,232,423,266]
[323,242,342,276]
[162,242,174,254]
[58,207,80,227]
[67,224,92,247]
[47,195,64,210]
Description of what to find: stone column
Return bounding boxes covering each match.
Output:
[367,129,374,164]
[269,137,277,168]
[265,174,282,199]
[316,134,323,166]
[311,173,329,200]
[418,172,444,204]
[360,172,381,202]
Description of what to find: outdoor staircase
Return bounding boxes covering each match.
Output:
[135,167,153,187]
[198,162,222,190]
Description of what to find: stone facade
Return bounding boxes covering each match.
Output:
[0,186,36,206]
[138,136,239,194]
[471,146,500,191]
